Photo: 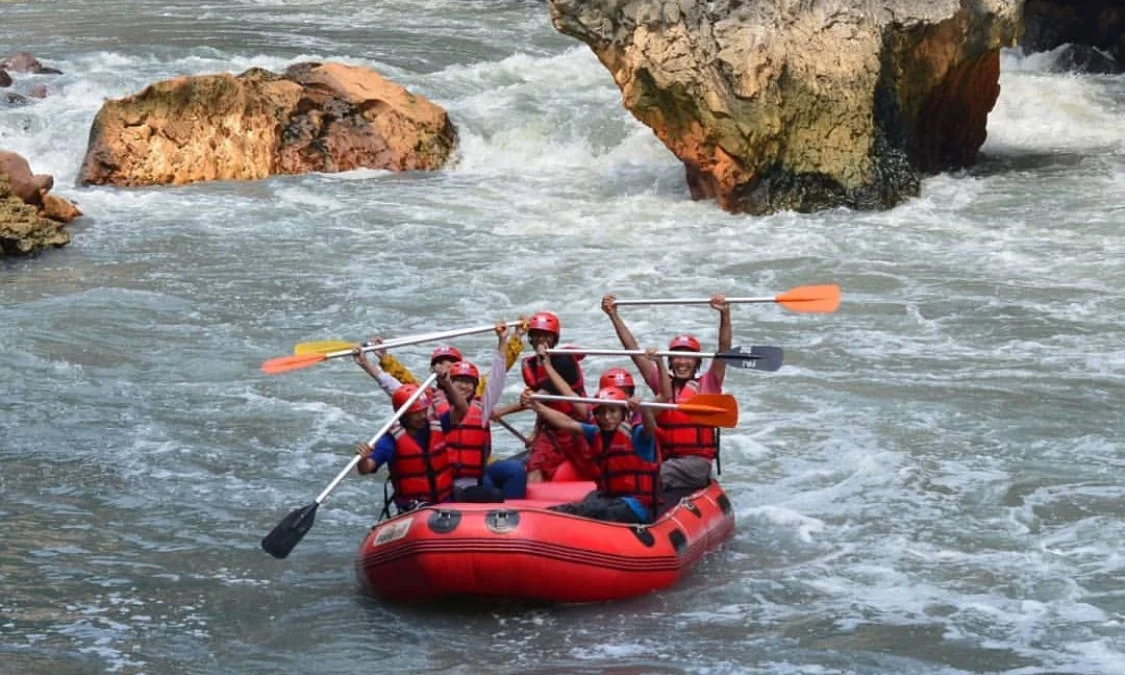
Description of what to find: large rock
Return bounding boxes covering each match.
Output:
[79,62,458,186]
[548,0,1020,214]
[0,177,71,257]
[1022,0,1123,73]
[0,151,81,257]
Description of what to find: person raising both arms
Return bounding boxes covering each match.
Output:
[601,292,732,492]
[491,311,592,483]
[521,386,661,524]
[355,383,454,514]
[436,324,528,501]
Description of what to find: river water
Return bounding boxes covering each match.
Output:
[2,1,1124,673]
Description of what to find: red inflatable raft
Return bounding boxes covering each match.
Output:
[355,480,735,603]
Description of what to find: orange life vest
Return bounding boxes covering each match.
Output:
[657,379,719,461]
[390,421,453,505]
[590,422,660,507]
[444,400,491,480]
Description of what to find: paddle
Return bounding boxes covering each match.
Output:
[530,393,739,428]
[262,320,524,375]
[613,283,841,314]
[260,373,439,559]
[546,345,784,372]
[492,416,529,445]
[294,340,357,356]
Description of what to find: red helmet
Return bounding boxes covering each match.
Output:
[447,360,479,382]
[598,367,635,390]
[668,334,702,352]
[527,311,561,337]
[430,345,462,364]
[391,384,429,414]
[592,386,629,410]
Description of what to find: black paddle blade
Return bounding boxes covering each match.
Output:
[722,345,784,372]
[261,502,319,559]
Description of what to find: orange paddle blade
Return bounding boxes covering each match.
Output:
[261,352,327,375]
[775,284,840,313]
[676,393,739,428]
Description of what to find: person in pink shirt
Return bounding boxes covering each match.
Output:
[601,293,732,491]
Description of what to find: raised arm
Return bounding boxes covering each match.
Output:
[503,318,525,371]
[538,343,588,419]
[633,397,659,441]
[352,338,403,397]
[645,346,672,402]
[479,321,510,419]
[603,294,661,395]
[378,349,420,387]
[521,388,584,435]
[437,371,469,427]
[706,294,732,387]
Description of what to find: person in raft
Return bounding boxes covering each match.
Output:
[491,311,593,483]
[355,383,454,513]
[354,323,527,500]
[601,292,732,492]
[438,330,528,501]
[521,386,661,524]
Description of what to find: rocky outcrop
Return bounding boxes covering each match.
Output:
[548,0,1020,214]
[78,62,458,187]
[0,52,63,75]
[0,151,81,257]
[1022,1,1123,73]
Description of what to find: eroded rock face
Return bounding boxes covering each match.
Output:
[1022,0,1123,73]
[0,177,72,257]
[78,62,458,186]
[0,151,81,257]
[548,0,1020,214]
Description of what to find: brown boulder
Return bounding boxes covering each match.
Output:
[548,0,1021,214]
[40,193,82,223]
[0,52,63,75]
[0,176,70,257]
[79,62,458,186]
[0,151,53,206]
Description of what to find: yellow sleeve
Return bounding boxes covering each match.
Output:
[504,334,523,371]
[378,353,420,386]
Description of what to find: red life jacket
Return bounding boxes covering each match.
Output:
[657,379,719,461]
[444,400,490,480]
[590,422,660,507]
[390,421,453,505]
[521,355,586,416]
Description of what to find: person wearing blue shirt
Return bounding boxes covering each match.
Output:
[521,386,662,524]
[356,383,454,512]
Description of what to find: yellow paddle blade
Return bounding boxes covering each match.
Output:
[261,353,327,375]
[676,393,739,428]
[775,284,841,313]
[294,340,358,355]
